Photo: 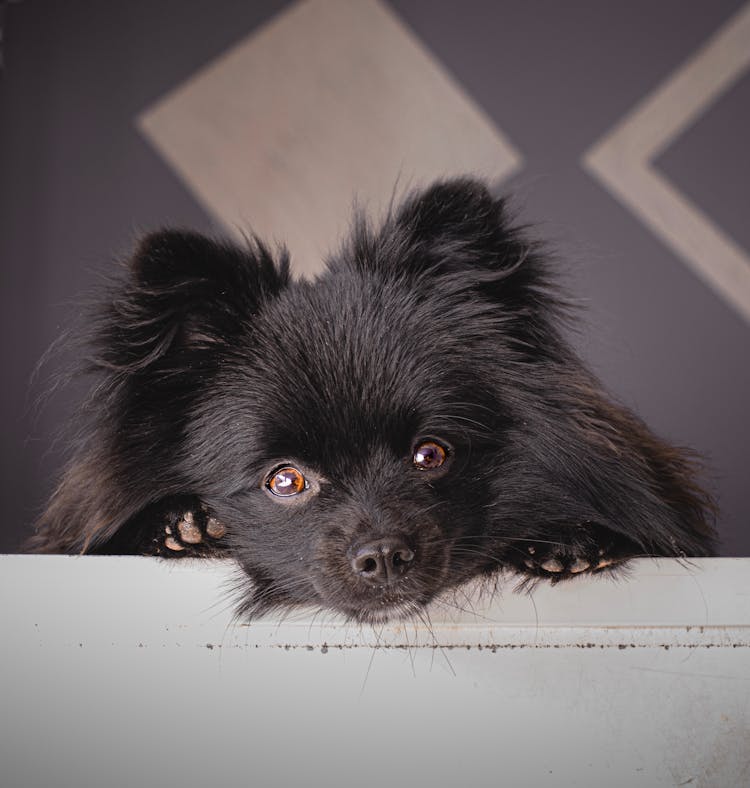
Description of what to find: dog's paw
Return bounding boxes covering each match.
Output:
[511,523,637,583]
[156,505,227,557]
[520,544,615,579]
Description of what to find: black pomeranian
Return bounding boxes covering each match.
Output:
[29,177,716,623]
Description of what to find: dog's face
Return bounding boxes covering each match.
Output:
[190,273,509,622]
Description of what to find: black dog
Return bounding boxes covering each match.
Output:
[29,178,716,623]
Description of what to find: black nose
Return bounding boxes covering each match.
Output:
[351,537,415,585]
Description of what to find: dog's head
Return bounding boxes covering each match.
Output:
[172,179,542,622]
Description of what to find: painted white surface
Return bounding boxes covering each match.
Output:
[1,555,748,787]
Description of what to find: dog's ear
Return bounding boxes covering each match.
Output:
[341,178,551,310]
[97,229,290,373]
[28,230,289,554]
[393,177,507,254]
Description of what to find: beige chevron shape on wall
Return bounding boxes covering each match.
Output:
[584,2,750,324]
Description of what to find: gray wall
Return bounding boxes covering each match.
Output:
[2,0,748,553]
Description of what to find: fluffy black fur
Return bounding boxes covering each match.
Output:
[29,178,716,623]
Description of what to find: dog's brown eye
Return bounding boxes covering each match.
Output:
[267,466,306,496]
[413,440,447,470]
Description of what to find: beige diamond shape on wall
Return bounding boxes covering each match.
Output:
[137,0,522,276]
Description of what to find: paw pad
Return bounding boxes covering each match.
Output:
[161,507,227,555]
[206,516,227,539]
[176,512,203,544]
[517,533,624,580]
[163,529,185,552]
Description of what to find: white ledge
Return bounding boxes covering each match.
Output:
[2,555,748,648]
[2,555,749,788]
